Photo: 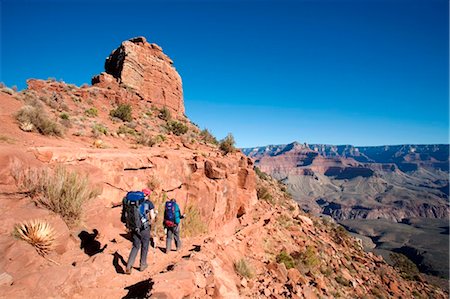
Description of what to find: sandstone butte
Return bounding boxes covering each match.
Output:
[0,37,447,298]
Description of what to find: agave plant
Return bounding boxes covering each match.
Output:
[14,219,56,256]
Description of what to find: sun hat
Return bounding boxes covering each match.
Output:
[142,188,151,196]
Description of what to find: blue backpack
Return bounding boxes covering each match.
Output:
[121,191,149,232]
[164,201,177,227]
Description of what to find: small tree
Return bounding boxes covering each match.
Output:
[219,133,235,154]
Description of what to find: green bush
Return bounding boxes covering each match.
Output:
[200,129,218,145]
[166,120,188,136]
[60,113,70,120]
[92,123,108,136]
[85,107,98,117]
[15,165,100,226]
[158,106,171,121]
[110,104,132,122]
[276,251,295,269]
[234,258,254,279]
[15,104,63,136]
[117,125,137,136]
[390,252,420,280]
[219,133,235,154]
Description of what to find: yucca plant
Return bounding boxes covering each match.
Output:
[14,219,56,256]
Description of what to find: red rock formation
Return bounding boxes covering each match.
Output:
[93,36,184,116]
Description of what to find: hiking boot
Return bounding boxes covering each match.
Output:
[125,268,132,275]
[140,264,148,272]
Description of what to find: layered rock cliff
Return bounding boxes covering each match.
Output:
[93,36,184,116]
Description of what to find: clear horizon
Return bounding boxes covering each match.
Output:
[1,0,448,148]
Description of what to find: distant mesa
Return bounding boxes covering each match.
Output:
[92,36,184,116]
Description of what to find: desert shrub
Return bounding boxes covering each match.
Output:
[166,120,188,136]
[85,107,98,117]
[14,165,100,226]
[219,133,236,154]
[277,214,293,228]
[257,186,274,203]
[390,252,420,280]
[60,113,69,120]
[199,129,218,145]
[335,275,351,287]
[293,246,320,268]
[147,175,161,191]
[234,258,254,279]
[276,251,295,269]
[110,104,132,122]
[92,123,108,137]
[117,125,137,136]
[158,106,171,121]
[136,133,165,147]
[59,113,71,128]
[255,167,269,180]
[182,203,208,237]
[15,104,63,136]
[14,219,56,256]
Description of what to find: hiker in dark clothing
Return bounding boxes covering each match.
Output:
[122,188,156,274]
[163,198,184,253]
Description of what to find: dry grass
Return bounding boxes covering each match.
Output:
[181,203,207,237]
[15,104,63,136]
[14,219,56,255]
[13,165,101,226]
[234,258,254,279]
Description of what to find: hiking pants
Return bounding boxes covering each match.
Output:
[127,227,150,270]
[166,225,181,253]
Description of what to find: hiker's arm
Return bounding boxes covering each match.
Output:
[149,209,156,221]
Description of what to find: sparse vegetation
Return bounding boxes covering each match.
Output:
[13,165,101,226]
[335,275,351,287]
[276,251,295,269]
[158,106,171,121]
[14,219,56,256]
[390,252,420,280]
[85,107,98,117]
[117,125,137,136]
[257,186,274,203]
[92,123,108,137]
[166,120,188,136]
[255,166,269,180]
[60,113,69,120]
[110,104,132,122]
[234,258,254,279]
[146,175,161,191]
[219,133,236,154]
[15,104,63,136]
[182,203,208,237]
[199,129,218,145]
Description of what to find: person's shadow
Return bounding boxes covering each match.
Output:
[113,251,127,274]
[78,229,107,256]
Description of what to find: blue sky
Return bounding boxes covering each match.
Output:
[1,0,448,147]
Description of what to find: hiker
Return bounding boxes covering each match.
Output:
[121,188,156,274]
[163,198,185,253]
